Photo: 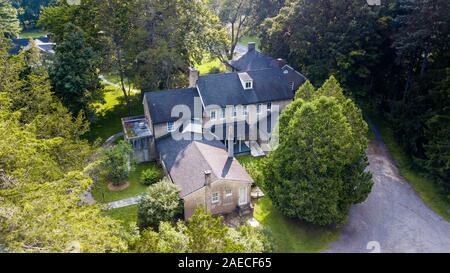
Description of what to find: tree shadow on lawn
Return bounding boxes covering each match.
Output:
[87,92,143,143]
[254,197,341,253]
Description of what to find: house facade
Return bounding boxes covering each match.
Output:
[122,42,307,219]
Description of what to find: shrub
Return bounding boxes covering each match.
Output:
[137,178,181,230]
[100,140,133,185]
[141,166,163,186]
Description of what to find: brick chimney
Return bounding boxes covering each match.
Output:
[277,58,287,68]
[248,42,256,52]
[189,67,199,88]
[204,169,212,186]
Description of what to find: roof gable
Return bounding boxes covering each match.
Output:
[144,87,199,124]
[156,133,253,198]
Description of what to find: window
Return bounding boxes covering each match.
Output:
[232,106,237,118]
[257,104,262,114]
[210,110,217,120]
[167,121,175,132]
[267,102,272,112]
[225,189,233,197]
[243,105,248,116]
[221,108,226,119]
[212,192,220,204]
[245,81,252,89]
[290,81,295,91]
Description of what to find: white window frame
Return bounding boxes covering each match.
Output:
[232,106,237,118]
[245,81,253,89]
[257,104,262,114]
[290,81,295,91]
[267,102,272,112]
[210,110,217,120]
[243,105,248,116]
[212,192,220,204]
[167,121,175,132]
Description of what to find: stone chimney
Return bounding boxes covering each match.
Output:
[227,126,234,158]
[248,42,256,52]
[277,58,287,68]
[204,169,212,186]
[189,67,199,88]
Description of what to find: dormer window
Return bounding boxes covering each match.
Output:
[238,72,253,90]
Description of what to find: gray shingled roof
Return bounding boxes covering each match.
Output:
[281,65,308,92]
[228,50,279,71]
[156,132,253,198]
[144,88,199,124]
[197,68,294,107]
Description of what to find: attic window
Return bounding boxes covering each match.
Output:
[238,72,253,90]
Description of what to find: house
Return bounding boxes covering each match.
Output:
[9,37,55,63]
[122,42,307,219]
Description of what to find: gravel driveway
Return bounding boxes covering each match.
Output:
[326,133,450,253]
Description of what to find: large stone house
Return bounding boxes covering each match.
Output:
[122,43,306,219]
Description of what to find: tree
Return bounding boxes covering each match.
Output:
[216,0,252,60]
[49,23,104,117]
[262,76,372,226]
[11,0,56,30]
[0,43,126,252]
[259,0,386,99]
[137,178,182,230]
[0,0,20,37]
[131,207,271,253]
[100,140,133,185]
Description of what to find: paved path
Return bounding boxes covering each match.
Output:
[99,75,140,94]
[326,120,450,253]
[107,195,143,209]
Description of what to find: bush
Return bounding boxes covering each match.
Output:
[141,166,163,186]
[137,178,181,230]
[100,141,133,185]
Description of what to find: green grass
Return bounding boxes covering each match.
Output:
[88,85,143,143]
[195,55,226,76]
[104,205,138,227]
[236,155,340,253]
[102,73,138,90]
[239,35,260,50]
[19,29,47,39]
[92,162,162,203]
[367,111,450,221]
[255,198,340,253]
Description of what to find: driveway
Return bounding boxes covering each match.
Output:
[326,124,450,253]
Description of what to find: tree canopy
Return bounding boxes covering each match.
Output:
[261,76,372,225]
[0,39,126,252]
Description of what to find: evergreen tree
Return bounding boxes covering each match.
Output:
[262,76,372,226]
[0,0,20,37]
[49,23,104,118]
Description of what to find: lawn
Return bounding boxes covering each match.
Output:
[91,162,162,203]
[19,29,47,39]
[105,205,138,227]
[195,55,226,75]
[367,111,450,222]
[236,155,340,253]
[254,198,340,253]
[88,85,143,143]
[239,35,260,50]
